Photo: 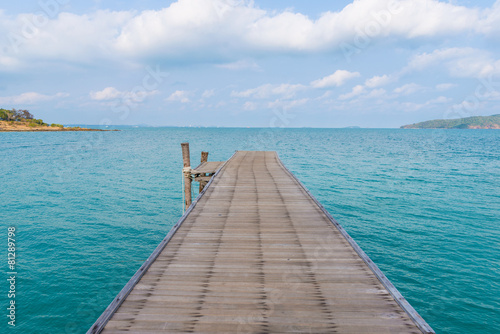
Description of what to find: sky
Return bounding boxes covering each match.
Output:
[1,0,500,128]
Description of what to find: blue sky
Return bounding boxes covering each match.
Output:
[1,0,500,127]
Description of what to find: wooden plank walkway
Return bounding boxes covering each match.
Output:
[191,161,225,175]
[90,151,434,334]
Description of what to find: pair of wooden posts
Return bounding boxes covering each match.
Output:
[181,142,209,210]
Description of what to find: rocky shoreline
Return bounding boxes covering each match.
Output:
[0,121,116,132]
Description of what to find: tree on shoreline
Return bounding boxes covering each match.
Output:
[0,108,34,121]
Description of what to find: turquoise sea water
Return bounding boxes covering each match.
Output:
[1,128,499,333]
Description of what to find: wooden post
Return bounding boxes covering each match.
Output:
[181,143,192,210]
[201,151,208,163]
[199,151,209,192]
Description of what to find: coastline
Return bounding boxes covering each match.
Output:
[400,114,500,129]
[0,129,114,132]
[401,125,500,129]
[0,121,117,132]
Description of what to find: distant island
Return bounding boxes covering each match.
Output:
[0,108,113,132]
[401,114,500,129]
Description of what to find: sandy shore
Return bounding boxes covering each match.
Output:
[0,121,115,132]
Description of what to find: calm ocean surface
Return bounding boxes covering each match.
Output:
[0,128,499,333]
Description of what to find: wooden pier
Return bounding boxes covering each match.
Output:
[89,149,434,334]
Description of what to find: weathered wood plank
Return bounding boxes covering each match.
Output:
[192,161,225,174]
[90,151,433,334]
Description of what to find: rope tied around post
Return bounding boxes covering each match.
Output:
[181,143,192,211]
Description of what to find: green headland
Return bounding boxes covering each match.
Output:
[0,108,113,132]
[401,114,500,129]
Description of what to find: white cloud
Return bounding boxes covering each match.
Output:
[202,89,215,98]
[338,84,389,101]
[243,101,257,111]
[395,95,453,112]
[0,92,68,105]
[268,98,309,110]
[113,0,264,58]
[389,0,480,38]
[243,0,488,51]
[2,0,500,67]
[450,100,482,114]
[476,1,500,36]
[311,70,360,88]
[90,87,123,101]
[166,90,191,103]
[365,75,392,88]
[90,87,158,102]
[231,83,305,99]
[393,83,422,95]
[405,47,500,78]
[366,88,387,98]
[316,90,333,100]
[339,85,365,100]
[1,10,133,67]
